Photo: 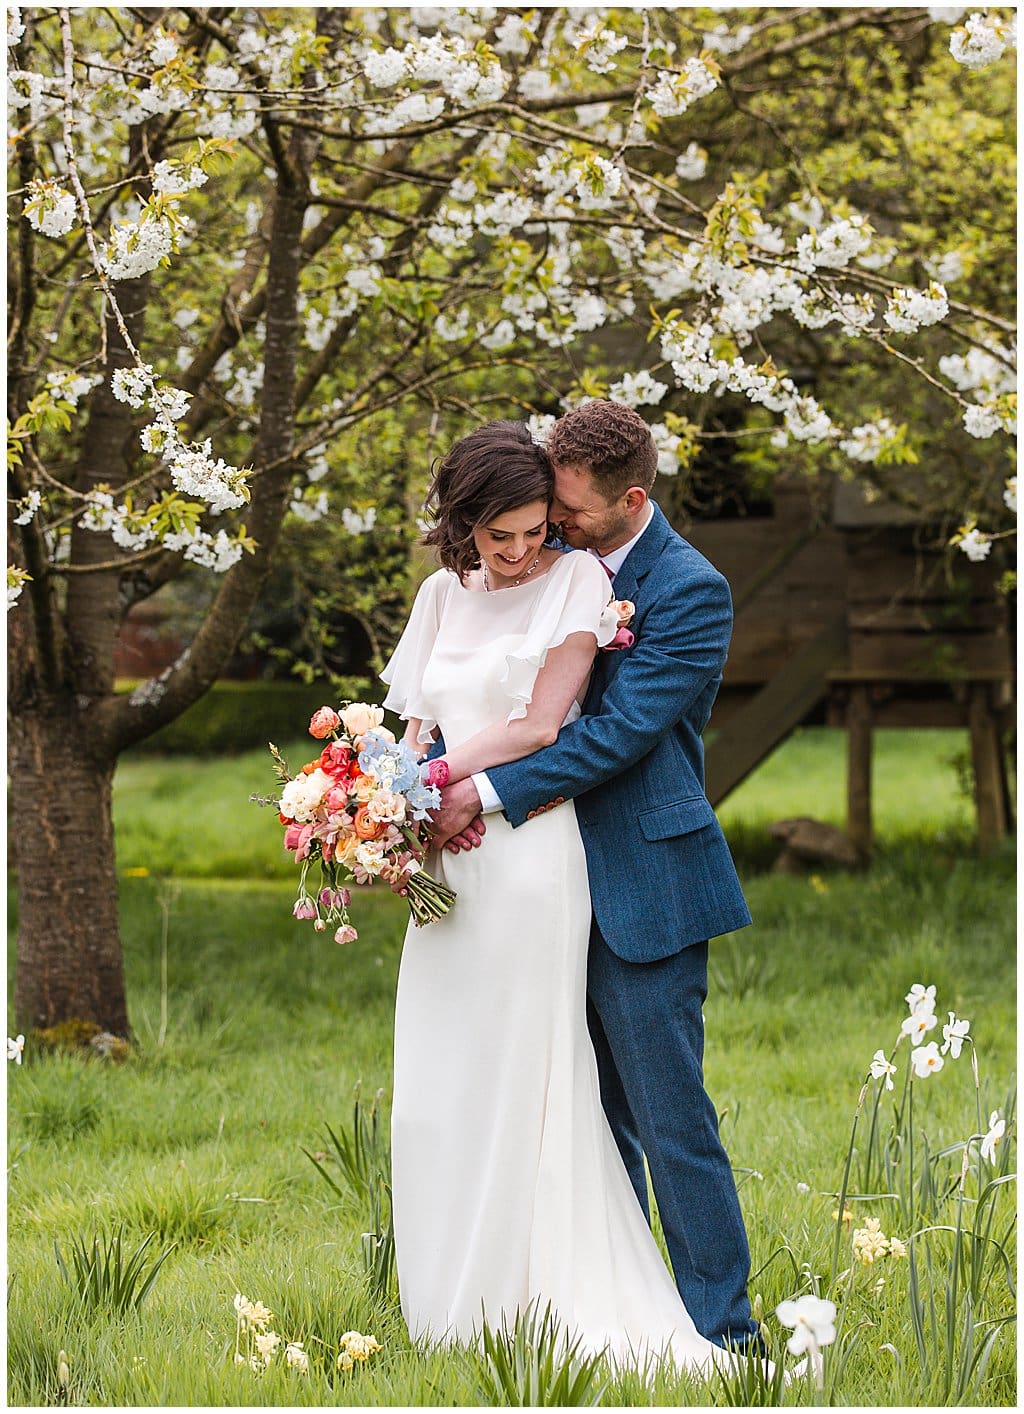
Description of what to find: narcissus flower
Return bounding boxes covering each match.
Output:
[980,1110,1006,1164]
[910,1041,944,1078]
[869,1050,897,1090]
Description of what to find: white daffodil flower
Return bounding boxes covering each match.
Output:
[910,1041,944,1078]
[980,1110,1006,1164]
[869,1049,897,1090]
[940,1012,970,1058]
[776,1293,837,1355]
[7,1034,25,1064]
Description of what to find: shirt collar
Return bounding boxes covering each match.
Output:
[590,502,655,577]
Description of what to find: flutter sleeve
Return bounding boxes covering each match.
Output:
[500,551,619,724]
[379,568,452,746]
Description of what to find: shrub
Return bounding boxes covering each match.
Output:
[119,680,389,757]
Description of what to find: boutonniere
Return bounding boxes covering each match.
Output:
[600,597,635,652]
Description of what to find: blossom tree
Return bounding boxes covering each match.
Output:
[6,6,1016,1034]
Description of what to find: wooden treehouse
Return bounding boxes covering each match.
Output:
[683,477,1015,856]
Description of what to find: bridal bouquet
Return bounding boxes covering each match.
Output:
[258,702,456,937]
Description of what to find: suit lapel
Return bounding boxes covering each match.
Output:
[609,502,671,602]
[594,504,673,692]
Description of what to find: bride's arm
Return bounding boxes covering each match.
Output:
[401,718,437,757]
[431,632,597,784]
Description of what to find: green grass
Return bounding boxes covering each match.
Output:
[6,729,1017,1405]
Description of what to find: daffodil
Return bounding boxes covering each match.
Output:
[775,1293,837,1355]
[940,1011,970,1058]
[910,1041,944,1078]
[869,1049,896,1090]
[980,1110,1006,1163]
[7,1034,25,1064]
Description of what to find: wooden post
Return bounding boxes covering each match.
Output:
[968,684,1009,852]
[847,685,873,860]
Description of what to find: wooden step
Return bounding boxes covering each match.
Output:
[705,613,849,805]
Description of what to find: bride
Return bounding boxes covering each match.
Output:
[380,419,743,1375]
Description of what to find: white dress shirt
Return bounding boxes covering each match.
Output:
[471,503,656,813]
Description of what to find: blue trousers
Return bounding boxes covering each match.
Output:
[586,925,759,1349]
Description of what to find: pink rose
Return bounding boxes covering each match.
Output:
[334,925,358,945]
[309,706,341,739]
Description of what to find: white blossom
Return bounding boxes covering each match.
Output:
[573,24,629,74]
[341,506,377,535]
[45,371,95,404]
[527,413,556,446]
[702,23,754,55]
[151,161,208,195]
[345,265,383,298]
[23,179,76,238]
[572,155,623,210]
[609,370,669,408]
[1003,476,1016,513]
[479,319,515,350]
[648,422,682,476]
[7,7,25,46]
[7,1034,25,1064]
[645,57,719,118]
[962,402,1004,439]
[434,309,470,342]
[956,525,993,561]
[675,142,707,181]
[365,92,445,133]
[796,215,873,271]
[289,490,329,523]
[149,32,179,68]
[13,490,42,525]
[111,366,154,408]
[473,192,533,236]
[169,443,247,513]
[101,216,177,280]
[928,7,966,21]
[363,45,408,88]
[883,282,948,333]
[840,418,900,464]
[924,249,965,284]
[949,11,1012,68]
[938,345,1016,396]
[493,12,533,57]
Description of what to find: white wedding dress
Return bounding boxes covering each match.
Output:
[380,551,735,1374]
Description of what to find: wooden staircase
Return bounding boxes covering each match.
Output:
[704,613,849,806]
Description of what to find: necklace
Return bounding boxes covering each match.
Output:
[482,550,543,592]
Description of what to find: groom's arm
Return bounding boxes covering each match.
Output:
[485,566,732,827]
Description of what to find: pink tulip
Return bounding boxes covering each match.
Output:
[284,822,314,860]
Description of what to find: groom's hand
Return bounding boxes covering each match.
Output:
[429,777,487,853]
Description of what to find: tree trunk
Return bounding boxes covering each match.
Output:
[10,699,127,1037]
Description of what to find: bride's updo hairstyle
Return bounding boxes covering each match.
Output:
[422,420,554,580]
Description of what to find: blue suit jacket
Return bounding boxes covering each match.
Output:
[483,503,751,963]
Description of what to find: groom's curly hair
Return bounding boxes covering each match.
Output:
[422,421,555,580]
[547,399,658,498]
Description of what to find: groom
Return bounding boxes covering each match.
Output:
[427,398,760,1353]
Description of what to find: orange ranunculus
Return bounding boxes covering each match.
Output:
[353,806,386,840]
[301,760,320,775]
